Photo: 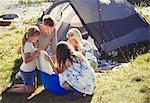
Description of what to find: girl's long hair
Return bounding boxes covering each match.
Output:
[56,41,90,73]
[56,41,73,72]
[22,26,40,52]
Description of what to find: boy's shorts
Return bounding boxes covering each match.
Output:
[20,70,36,86]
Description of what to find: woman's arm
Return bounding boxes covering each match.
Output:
[24,50,40,63]
[45,55,59,74]
[62,82,72,90]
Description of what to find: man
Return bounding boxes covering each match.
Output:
[32,15,58,88]
[35,15,57,61]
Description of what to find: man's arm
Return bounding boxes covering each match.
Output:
[50,32,58,61]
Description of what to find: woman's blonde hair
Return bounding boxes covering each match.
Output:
[66,28,84,50]
[67,28,83,42]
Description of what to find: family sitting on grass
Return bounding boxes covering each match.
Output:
[7,15,97,98]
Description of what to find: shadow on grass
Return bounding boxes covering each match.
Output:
[10,57,23,84]
[1,90,93,103]
[144,97,150,103]
[0,57,93,103]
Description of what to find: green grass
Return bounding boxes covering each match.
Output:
[0,2,150,103]
[134,1,150,23]
[0,32,21,93]
[134,1,149,8]
[145,15,150,24]
[0,17,37,94]
[91,53,150,103]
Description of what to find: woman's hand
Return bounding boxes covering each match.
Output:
[62,82,71,90]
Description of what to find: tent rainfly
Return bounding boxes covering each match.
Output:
[39,0,150,53]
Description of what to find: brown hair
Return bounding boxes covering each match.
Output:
[43,15,54,27]
[56,41,74,73]
[22,26,40,52]
[56,41,91,73]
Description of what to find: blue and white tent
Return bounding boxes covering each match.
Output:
[39,0,150,53]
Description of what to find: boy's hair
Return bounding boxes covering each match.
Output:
[43,15,54,27]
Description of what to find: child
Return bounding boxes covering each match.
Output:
[38,41,96,96]
[66,28,98,71]
[7,26,41,93]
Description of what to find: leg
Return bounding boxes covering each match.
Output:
[8,70,36,93]
[7,85,35,93]
[11,84,24,88]
[28,85,45,100]
[20,70,36,87]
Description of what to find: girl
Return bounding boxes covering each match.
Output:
[39,41,96,96]
[7,26,41,93]
[66,28,98,70]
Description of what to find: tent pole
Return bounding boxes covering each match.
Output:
[69,3,93,37]
[97,0,108,60]
[104,22,128,62]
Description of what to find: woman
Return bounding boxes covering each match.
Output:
[66,28,97,70]
[39,41,96,96]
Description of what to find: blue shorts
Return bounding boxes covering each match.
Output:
[20,70,36,86]
[40,71,71,96]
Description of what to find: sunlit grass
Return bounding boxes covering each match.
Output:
[0,32,21,93]
[0,17,37,94]
[92,53,150,103]
[134,1,148,8]
[134,1,150,23]
[13,0,49,4]
[0,1,149,103]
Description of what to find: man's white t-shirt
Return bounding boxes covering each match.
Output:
[20,42,36,72]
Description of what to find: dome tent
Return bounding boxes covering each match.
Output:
[39,0,149,57]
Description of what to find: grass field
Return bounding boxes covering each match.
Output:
[92,53,150,103]
[0,1,150,103]
[0,19,35,93]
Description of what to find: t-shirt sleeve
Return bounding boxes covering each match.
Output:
[24,42,34,53]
